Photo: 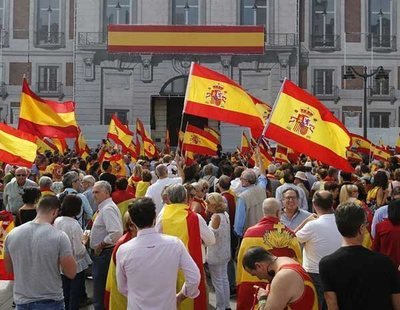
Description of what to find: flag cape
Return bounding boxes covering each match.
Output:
[107,115,134,150]
[236,218,302,310]
[183,63,271,137]
[264,80,353,172]
[183,124,218,156]
[0,210,14,280]
[18,79,78,138]
[350,133,371,155]
[161,203,207,310]
[0,123,37,167]
[101,153,127,177]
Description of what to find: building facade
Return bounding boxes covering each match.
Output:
[1,1,399,149]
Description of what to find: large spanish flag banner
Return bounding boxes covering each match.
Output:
[107,114,134,151]
[161,203,206,310]
[18,79,78,138]
[264,80,353,172]
[0,123,37,167]
[108,25,264,54]
[350,133,371,155]
[183,124,218,156]
[183,63,271,138]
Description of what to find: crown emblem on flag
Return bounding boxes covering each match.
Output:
[288,108,317,138]
[205,83,227,107]
[190,134,200,145]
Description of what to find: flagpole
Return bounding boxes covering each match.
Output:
[258,78,287,143]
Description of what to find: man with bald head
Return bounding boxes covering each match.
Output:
[295,190,342,310]
[4,167,38,215]
[236,198,302,310]
[145,155,184,215]
[234,169,267,238]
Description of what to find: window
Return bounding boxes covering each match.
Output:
[172,0,199,25]
[37,0,62,45]
[372,70,390,95]
[104,109,128,125]
[370,112,390,128]
[312,0,335,47]
[38,66,59,93]
[240,0,267,26]
[369,0,392,48]
[104,0,133,25]
[0,0,5,29]
[314,69,334,95]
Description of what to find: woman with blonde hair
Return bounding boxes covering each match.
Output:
[205,192,231,310]
[127,164,143,196]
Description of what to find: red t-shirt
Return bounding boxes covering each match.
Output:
[372,219,400,268]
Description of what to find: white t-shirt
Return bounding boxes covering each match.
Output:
[145,177,182,215]
[295,213,342,274]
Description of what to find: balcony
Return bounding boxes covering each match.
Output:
[35,32,65,48]
[366,33,396,52]
[0,30,9,47]
[36,82,64,99]
[310,34,341,51]
[312,85,340,103]
[0,83,8,99]
[78,32,107,50]
[368,86,396,104]
[265,33,297,51]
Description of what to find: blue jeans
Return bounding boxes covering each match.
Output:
[16,300,65,310]
[62,271,85,310]
[308,272,327,310]
[91,247,113,310]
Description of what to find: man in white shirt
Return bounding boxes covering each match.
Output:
[295,190,342,310]
[116,197,200,309]
[145,156,184,215]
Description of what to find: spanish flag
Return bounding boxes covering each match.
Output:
[52,138,68,154]
[107,114,134,151]
[371,144,391,162]
[161,203,206,310]
[257,139,273,171]
[36,137,56,154]
[264,80,353,172]
[75,128,90,158]
[0,123,37,167]
[275,144,290,163]
[350,133,371,155]
[136,118,158,158]
[240,131,252,156]
[204,126,221,143]
[0,210,15,280]
[164,128,170,154]
[183,124,218,156]
[18,79,78,138]
[183,63,271,137]
[347,150,363,163]
[396,134,400,154]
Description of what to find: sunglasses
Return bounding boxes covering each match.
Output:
[16,174,27,177]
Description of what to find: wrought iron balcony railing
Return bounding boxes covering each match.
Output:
[312,85,340,103]
[368,86,396,104]
[366,33,396,51]
[36,82,63,99]
[310,34,341,51]
[35,31,65,48]
[78,32,107,50]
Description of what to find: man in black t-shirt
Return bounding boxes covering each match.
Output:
[319,202,400,310]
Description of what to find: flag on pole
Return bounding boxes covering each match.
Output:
[183,63,271,137]
[182,124,218,156]
[164,128,170,154]
[371,144,391,162]
[75,129,90,159]
[52,138,68,154]
[275,144,290,163]
[18,79,78,138]
[240,131,252,156]
[346,150,363,163]
[204,126,221,143]
[107,114,134,151]
[36,137,56,154]
[350,133,371,155]
[0,123,37,167]
[136,118,157,158]
[264,79,353,172]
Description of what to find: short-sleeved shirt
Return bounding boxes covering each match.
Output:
[5,222,73,304]
[319,245,400,310]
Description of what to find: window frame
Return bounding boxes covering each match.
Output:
[37,65,61,96]
[240,0,268,27]
[368,0,393,48]
[369,111,390,128]
[104,109,129,125]
[172,0,201,25]
[313,68,335,95]
[311,0,337,48]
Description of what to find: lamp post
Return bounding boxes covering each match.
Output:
[343,66,389,138]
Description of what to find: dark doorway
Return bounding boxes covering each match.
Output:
[166,97,208,146]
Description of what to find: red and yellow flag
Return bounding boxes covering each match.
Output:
[0,210,15,280]
[36,137,56,154]
[107,114,134,151]
[204,126,220,143]
[371,144,391,162]
[0,123,37,167]
[164,128,170,154]
[350,133,371,155]
[346,150,363,163]
[136,118,157,158]
[18,79,78,138]
[75,129,90,158]
[264,80,353,172]
[52,138,68,154]
[396,134,400,154]
[183,63,271,137]
[275,144,290,163]
[183,124,218,156]
[240,131,252,156]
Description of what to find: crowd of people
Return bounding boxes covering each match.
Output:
[1,142,400,310]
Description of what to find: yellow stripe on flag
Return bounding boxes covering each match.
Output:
[0,129,37,162]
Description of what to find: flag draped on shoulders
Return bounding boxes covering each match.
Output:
[18,79,78,138]
[0,210,14,280]
[161,203,207,310]
[183,63,271,137]
[183,124,218,156]
[264,79,353,172]
[0,123,37,167]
